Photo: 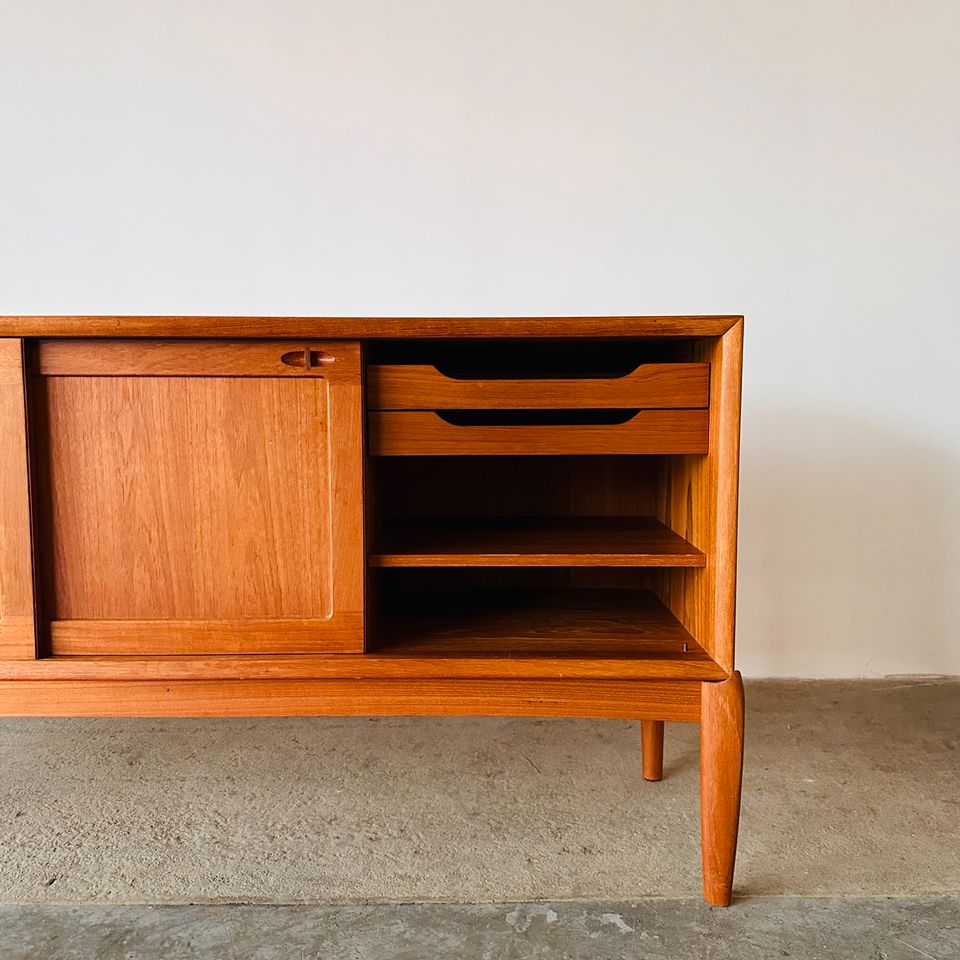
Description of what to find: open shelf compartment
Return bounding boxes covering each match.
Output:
[365,330,724,680]
[370,585,724,680]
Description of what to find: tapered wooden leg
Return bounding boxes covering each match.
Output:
[700,671,744,907]
[641,720,664,781]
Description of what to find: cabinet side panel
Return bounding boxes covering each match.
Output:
[0,340,37,658]
[326,342,366,643]
[657,322,742,671]
[711,320,743,671]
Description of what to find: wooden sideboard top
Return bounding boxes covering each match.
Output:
[0,315,742,339]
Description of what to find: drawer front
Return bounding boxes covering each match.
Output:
[369,409,709,456]
[367,363,709,410]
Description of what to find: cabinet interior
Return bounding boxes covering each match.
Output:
[369,453,717,668]
[15,332,724,674]
[365,333,722,669]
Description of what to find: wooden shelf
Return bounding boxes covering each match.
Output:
[370,589,724,680]
[370,516,705,567]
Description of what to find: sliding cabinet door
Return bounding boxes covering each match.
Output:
[32,340,364,655]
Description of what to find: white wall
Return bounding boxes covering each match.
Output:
[2,0,958,677]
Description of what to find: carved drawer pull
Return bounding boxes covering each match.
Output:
[280,348,336,369]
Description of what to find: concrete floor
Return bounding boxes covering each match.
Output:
[1,679,959,956]
[1,897,958,960]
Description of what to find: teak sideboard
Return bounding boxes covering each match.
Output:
[0,315,744,906]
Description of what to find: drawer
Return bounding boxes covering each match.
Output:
[369,409,709,456]
[367,362,709,410]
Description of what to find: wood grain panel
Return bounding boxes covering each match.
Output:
[33,340,365,654]
[40,376,330,619]
[36,339,344,377]
[0,340,37,659]
[327,342,366,650]
[0,647,722,681]
[0,316,742,339]
[47,615,364,656]
[656,321,743,671]
[0,678,702,720]
[709,323,744,673]
[374,456,660,520]
[367,363,709,409]
[370,409,708,455]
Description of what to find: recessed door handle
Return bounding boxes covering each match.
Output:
[280,348,336,369]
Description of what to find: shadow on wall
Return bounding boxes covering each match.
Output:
[736,407,960,677]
